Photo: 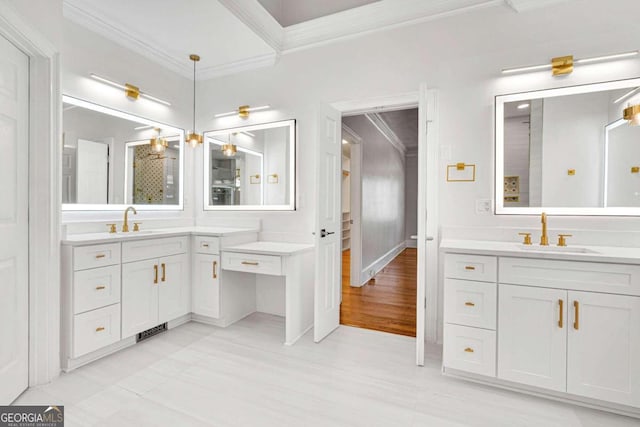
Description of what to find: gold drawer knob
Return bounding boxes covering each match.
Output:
[464,302,475,307]
[95,285,106,290]
[464,347,474,353]
[95,327,105,332]
[241,261,259,266]
[464,266,475,271]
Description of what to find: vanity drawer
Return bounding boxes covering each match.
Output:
[222,252,282,276]
[122,236,189,263]
[444,279,496,330]
[74,265,121,314]
[445,254,497,282]
[74,243,121,271]
[194,236,220,254]
[443,324,496,377]
[499,257,640,296]
[73,303,121,358]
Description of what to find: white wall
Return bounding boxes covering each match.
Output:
[607,123,640,207]
[343,114,405,278]
[503,116,530,207]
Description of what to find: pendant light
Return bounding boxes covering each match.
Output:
[150,128,168,153]
[221,133,237,157]
[624,104,640,126]
[187,54,203,147]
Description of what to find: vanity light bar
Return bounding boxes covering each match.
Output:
[134,125,155,131]
[613,87,640,104]
[502,50,639,75]
[214,105,271,118]
[90,74,172,106]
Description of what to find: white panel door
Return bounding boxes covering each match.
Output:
[498,284,567,392]
[192,254,220,318]
[0,34,29,405]
[159,253,190,323]
[567,291,640,407]
[77,138,108,204]
[121,259,159,339]
[314,104,342,342]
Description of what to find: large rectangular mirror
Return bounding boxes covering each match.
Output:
[203,120,295,210]
[62,96,184,210]
[495,77,640,215]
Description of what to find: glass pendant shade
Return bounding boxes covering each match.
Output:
[187,131,203,148]
[221,143,237,157]
[150,128,168,153]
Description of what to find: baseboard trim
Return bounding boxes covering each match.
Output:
[62,337,136,373]
[357,241,407,286]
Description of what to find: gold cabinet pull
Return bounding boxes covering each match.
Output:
[154,264,158,284]
[464,266,475,271]
[558,299,564,328]
[573,301,579,330]
[464,302,475,307]
[95,254,106,259]
[241,261,259,266]
[161,263,166,282]
[95,327,105,332]
[202,243,209,248]
[213,261,218,279]
[95,285,106,290]
[464,347,474,353]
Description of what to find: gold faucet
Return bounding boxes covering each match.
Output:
[122,206,137,232]
[540,212,549,246]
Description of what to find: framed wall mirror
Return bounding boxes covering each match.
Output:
[203,119,295,211]
[495,77,640,215]
[62,95,184,211]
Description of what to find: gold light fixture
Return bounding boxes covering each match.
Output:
[624,104,640,126]
[214,105,271,119]
[150,128,168,153]
[221,134,237,157]
[187,54,203,148]
[89,74,171,106]
[502,50,639,76]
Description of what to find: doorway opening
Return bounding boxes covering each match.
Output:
[339,107,419,337]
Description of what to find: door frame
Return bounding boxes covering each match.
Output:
[0,1,62,386]
[331,88,439,362]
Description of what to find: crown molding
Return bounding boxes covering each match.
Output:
[342,123,363,144]
[505,0,573,12]
[63,0,278,80]
[217,0,283,52]
[365,112,407,156]
[197,52,278,80]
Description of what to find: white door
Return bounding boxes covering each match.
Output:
[567,291,640,407]
[121,259,159,338]
[0,34,29,405]
[314,104,342,342]
[159,253,190,323]
[193,254,220,318]
[498,284,567,392]
[77,138,108,204]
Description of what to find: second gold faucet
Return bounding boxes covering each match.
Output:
[122,206,137,232]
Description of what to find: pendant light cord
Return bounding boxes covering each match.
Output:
[192,58,196,132]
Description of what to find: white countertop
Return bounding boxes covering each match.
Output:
[62,226,258,245]
[223,241,314,256]
[440,239,640,265]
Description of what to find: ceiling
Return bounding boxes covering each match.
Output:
[256,0,382,27]
[63,0,574,80]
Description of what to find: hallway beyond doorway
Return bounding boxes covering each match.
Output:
[340,249,417,337]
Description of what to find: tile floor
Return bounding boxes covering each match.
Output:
[13,314,640,426]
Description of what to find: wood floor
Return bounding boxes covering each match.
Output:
[340,248,417,337]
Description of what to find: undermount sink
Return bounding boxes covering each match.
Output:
[516,244,599,254]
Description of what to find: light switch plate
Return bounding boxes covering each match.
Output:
[476,199,492,214]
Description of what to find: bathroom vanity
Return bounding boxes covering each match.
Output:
[60,228,314,371]
[441,239,640,416]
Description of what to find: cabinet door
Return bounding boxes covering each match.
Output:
[192,253,220,319]
[159,253,190,323]
[122,259,159,339]
[498,284,567,391]
[567,291,640,407]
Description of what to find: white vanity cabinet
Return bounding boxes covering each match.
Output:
[121,237,190,339]
[192,236,221,319]
[442,246,640,414]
